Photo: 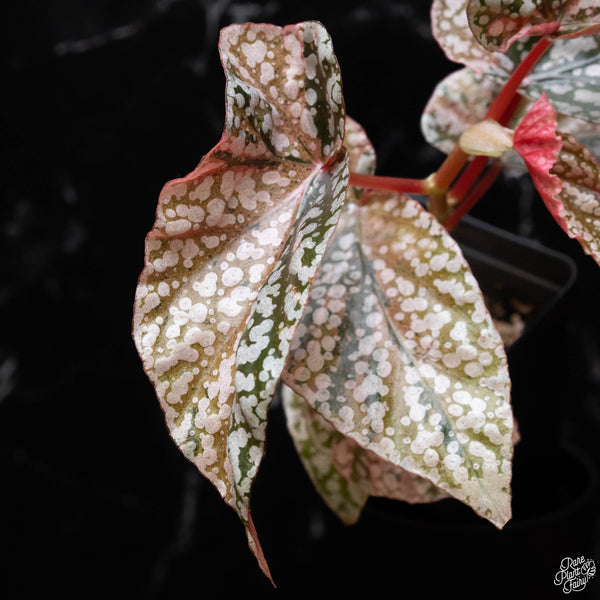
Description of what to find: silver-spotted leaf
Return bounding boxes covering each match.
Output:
[282,190,514,528]
[132,20,348,580]
[552,131,600,264]
[282,384,369,524]
[467,0,567,53]
[467,0,600,53]
[282,385,448,524]
[282,118,445,523]
[490,34,600,124]
[421,66,600,163]
[432,0,497,74]
[421,67,505,155]
[432,0,600,125]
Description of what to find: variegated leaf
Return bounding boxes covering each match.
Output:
[467,0,566,53]
[282,118,445,524]
[282,191,514,528]
[513,94,600,264]
[431,0,497,74]
[344,116,377,203]
[132,20,348,580]
[421,68,503,155]
[488,34,600,124]
[421,65,600,163]
[467,0,600,53]
[282,385,448,524]
[432,0,600,124]
[282,384,369,524]
[552,132,600,264]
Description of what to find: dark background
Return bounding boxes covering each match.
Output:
[2,1,600,598]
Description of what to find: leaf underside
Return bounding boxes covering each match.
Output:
[132,20,348,580]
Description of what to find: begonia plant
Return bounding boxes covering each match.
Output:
[132,0,600,583]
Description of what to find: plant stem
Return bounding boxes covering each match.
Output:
[433,37,552,194]
[445,164,503,232]
[348,172,428,195]
[447,155,489,207]
[485,37,552,122]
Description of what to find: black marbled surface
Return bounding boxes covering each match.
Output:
[2,1,600,598]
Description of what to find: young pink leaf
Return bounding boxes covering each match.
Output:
[283,189,514,529]
[513,93,567,230]
[132,20,348,582]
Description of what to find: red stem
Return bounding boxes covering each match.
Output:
[445,164,504,232]
[485,37,552,122]
[447,155,489,206]
[348,172,427,195]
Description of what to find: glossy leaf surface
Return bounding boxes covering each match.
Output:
[282,189,514,528]
[132,20,348,580]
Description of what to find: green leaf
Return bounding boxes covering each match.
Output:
[132,20,348,580]
[552,131,600,264]
[282,190,514,528]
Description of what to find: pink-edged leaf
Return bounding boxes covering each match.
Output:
[513,93,566,229]
[283,188,514,529]
[132,20,348,581]
[281,384,370,524]
[551,132,600,265]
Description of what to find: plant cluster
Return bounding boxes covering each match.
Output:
[133,0,600,582]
